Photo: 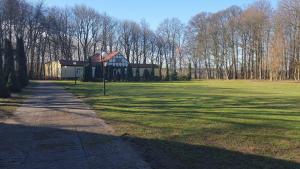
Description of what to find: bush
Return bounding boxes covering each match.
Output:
[170,71,178,81]
[179,75,190,81]
[152,76,162,81]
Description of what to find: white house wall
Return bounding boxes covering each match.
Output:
[61,66,84,79]
[107,54,129,67]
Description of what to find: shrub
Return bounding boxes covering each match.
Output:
[179,75,190,81]
[170,71,178,81]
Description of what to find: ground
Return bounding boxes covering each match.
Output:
[0,81,150,169]
[57,80,300,169]
[0,94,26,121]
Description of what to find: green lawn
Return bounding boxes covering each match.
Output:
[59,80,300,169]
[0,96,24,120]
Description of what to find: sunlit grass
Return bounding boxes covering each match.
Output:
[58,80,300,167]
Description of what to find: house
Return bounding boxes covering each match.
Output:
[44,51,159,80]
[45,60,85,80]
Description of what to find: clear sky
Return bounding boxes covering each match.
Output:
[28,0,278,30]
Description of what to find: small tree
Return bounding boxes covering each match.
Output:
[94,63,102,80]
[83,58,93,82]
[143,69,151,81]
[121,67,126,81]
[135,69,140,81]
[127,64,133,81]
[106,66,114,81]
[171,71,178,81]
[187,62,192,81]
[116,72,121,81]
[16,37,29,87]
[150,66,155,80]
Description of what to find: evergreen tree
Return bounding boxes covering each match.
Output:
[0,45,2,76]
[143,69,150,81]
[0,46,10,97]
[0,76,10,98]
[16,37,28,87]
[83,57,93,82]
[188,62,192,81]
[7,72,21,93]
[135,69,140,81]
[94,63,102,80]
[4,39,14,82]
[121,67,126,81]
[4,39,21,93]
[127,64,133,81]
[106,66,113,81]
[116,72,121,81]
[150,66,155,80]
[171,71,178,81]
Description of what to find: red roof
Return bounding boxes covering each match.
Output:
[100,51,119,62]
[90,51,120,63]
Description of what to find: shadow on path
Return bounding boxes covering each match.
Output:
[0,123,299,169]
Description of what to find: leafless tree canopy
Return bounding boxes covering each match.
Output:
[0,0,299,80]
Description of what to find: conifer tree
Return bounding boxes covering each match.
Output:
[127,64,133,81]
[83,57,93,82]
[16,37,28,87]
[4,39,21,93]
[94,63,102,80]
[188,62,192,81]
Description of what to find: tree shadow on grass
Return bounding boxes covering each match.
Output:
[0,123,299,169]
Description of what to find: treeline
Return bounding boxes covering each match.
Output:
[0,0,299,81]
[187,0,300,80]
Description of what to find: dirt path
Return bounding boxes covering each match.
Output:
[0,81,151,169]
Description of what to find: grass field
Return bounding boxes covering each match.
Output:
[0,91,28,121]
[59,80,300,169]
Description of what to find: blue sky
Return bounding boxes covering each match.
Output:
[28,0,278,30]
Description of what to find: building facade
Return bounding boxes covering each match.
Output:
[44,52,159,80]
